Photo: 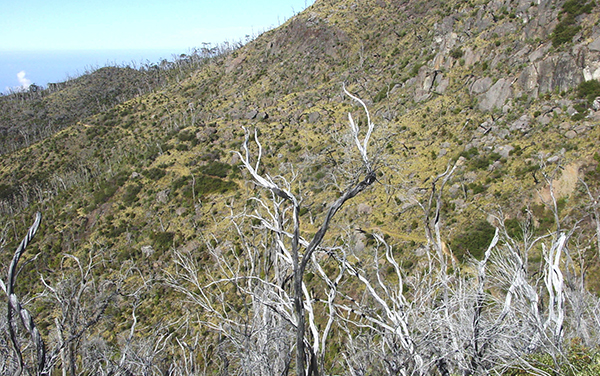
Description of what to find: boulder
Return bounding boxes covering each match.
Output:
[593,97,600,111]
[494,144,515,159]
[308,112,321,123]
[478,78,513,111]
[509,115,531,133]
[565,130,577,139]
[156,189,170,204]
[470,77,493,95]
[589,36,600,52]
[245,110,258,119]
[357,203,372,216]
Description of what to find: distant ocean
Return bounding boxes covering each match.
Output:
[0,49,187,94]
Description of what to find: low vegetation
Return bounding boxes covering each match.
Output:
[2,0,600,374]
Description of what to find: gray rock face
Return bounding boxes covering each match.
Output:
[518,65,540,96]
[478,78,513,111]
[470,77,493,95]
[529,44,551,63]
[463,47,481,66]
[494,144,515,159]
[589,37,600,52]
[537,53,583,94]
[433,74,449,94]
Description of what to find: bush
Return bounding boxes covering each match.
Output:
[182,175,237,199]
[142,167,166,180]
[460,147,479,160]
[200,161,232,178]
[0,183,16,201]
[469,152,501,171]
[449,48,464,59]
[122,183,142,206]
[506,342,600,376]
[552,14,581,46]
[451,219,496,262]
[151,231,175,252]
[576,79,600,105]
[177,130,196,142]
[552,0,595,47]
[469,182,486,195]
[504,218,523,240]
[92,171,129,205]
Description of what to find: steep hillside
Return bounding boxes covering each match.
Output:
[2,0,599,265]
[2,0,600,374]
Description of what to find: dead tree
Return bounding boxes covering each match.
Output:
[0,214,124,376]
[168,87,378,376]
[236,87,377,376]
[1,212,45,376]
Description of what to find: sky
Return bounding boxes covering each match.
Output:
[0,0,315,93]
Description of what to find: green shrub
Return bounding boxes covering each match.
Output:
[142,167,166,180]
[200,161,232,178]
[460,147,479,160]
[177,130,196,142]
[552,14,581,46]
[374,86,389,103]
[552,0,595,47]
[451,219,496,261]
[576,79,600,105]
[505,341,600,376]
[469,152,501,170]
[0,183,16,201]
[449,48,464,59]
[504,218,523,240]
[562,0,595,16]
[469,182,486,195]
[151,231,174,252]
[92,171,129,205]
[182,175,237,198]
[122,183,142,206]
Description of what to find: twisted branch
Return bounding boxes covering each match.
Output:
[3,212,45,375]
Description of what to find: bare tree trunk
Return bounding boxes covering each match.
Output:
[2,212,45,375]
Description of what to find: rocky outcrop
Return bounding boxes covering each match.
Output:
[478,78,514,111]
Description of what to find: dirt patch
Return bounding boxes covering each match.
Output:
[538,162,581,203]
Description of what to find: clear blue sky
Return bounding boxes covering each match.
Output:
[1,0,314,51]
[0,0,315,92]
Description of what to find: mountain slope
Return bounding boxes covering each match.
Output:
[1,0,600,374]
[3,0,598,257]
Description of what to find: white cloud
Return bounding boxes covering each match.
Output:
[17,70,32,90]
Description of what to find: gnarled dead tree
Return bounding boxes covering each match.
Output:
[1,212,45,376]
[168,87,378,376]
